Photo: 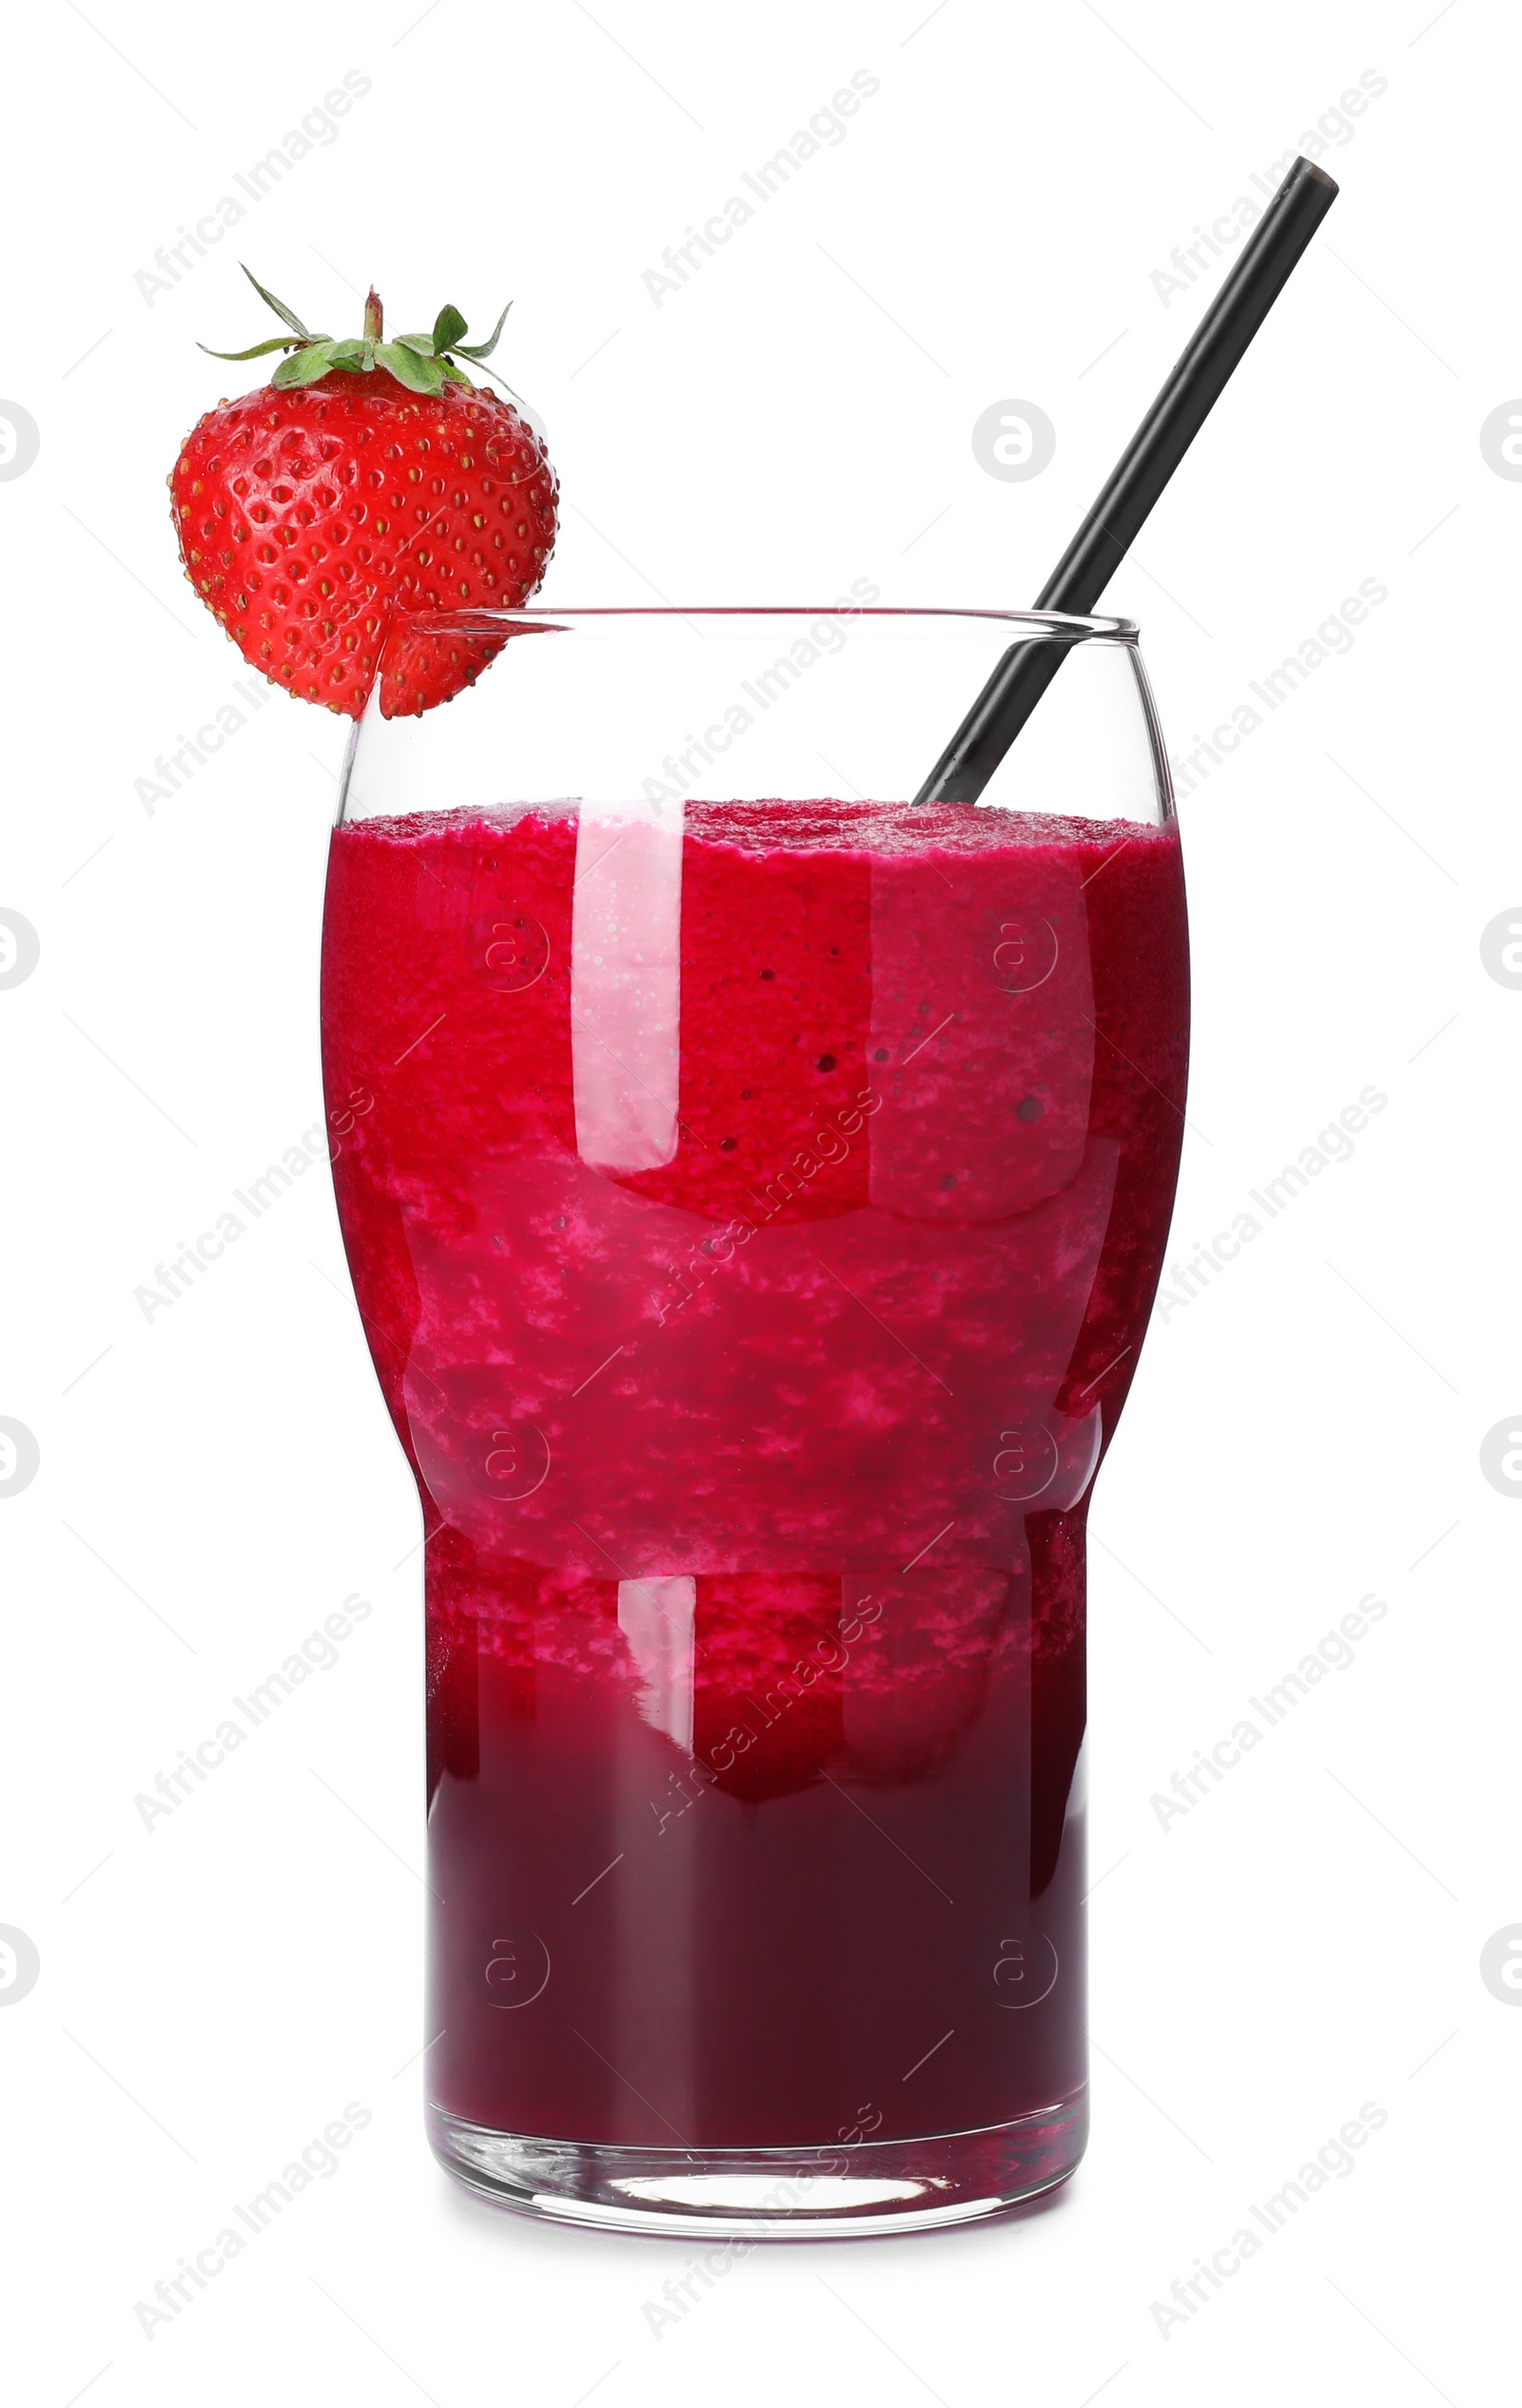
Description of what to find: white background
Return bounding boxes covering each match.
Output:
[1,1,1515,2400]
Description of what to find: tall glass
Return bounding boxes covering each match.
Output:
[320,607,1188,2236]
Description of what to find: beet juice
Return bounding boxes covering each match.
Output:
[322,783,1188,2231]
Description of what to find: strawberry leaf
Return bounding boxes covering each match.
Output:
[272,341,338,387]
[376,340,444,394]
[455,303,511,362]
[198,336,301,362]
[193,281,521,404]
[241,266,313,343]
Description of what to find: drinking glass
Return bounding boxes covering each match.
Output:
[320,606,1188,2236]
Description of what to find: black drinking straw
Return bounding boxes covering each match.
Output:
[913,154,1338,805]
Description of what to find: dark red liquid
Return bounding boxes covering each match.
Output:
[321,797,1187,2150]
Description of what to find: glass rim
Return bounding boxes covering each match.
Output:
[394,603,1142,644]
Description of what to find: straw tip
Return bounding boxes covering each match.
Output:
[1293,155,1340,198]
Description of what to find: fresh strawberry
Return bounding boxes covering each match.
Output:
[170,269,557,718]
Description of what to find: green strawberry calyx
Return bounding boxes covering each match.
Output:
[199,264,517,397]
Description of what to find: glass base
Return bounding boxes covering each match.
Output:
[427,2089,1087,2238]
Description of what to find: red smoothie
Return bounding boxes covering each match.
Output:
[321,795,1187,2177]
